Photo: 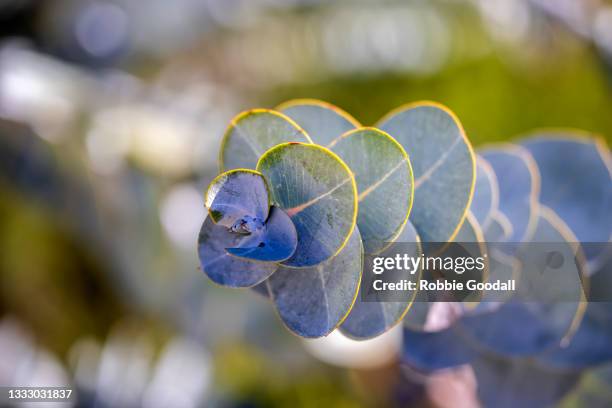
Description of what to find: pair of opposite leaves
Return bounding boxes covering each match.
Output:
[199,99,476,339]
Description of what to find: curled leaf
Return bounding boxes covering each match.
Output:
[197,215,277,287]
[226,206,297,262]
[205,169,269,227]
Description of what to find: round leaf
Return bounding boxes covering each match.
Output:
[197,215,277,287]
[377,102,475,243]
[226,206,297,262]
[219,109,311,171]
[330,127,414,254]
[205,169,269,227]
[264,226,363,338]
[277,99,360,147]
[340,221,421,340]
[521,132,612,267]
[479,144,539,243]
[256,142,358,267]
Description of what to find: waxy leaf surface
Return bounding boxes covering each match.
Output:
[522,133,612,267]
[265,227,363,338]
[205,169,269,227]
[257,143,358,267]
[340,222,421,340]
[277,99,359,147]
[331,127,413,254]
[378,103,475,243]
[226,206,297,262]
[220,109,311,171]
[480,145,538,243]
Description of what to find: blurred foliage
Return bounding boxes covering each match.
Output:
[266,50,612,146]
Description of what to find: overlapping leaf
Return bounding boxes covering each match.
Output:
[378,102,475,243]
[480,144,539,243]
[197,215,278,287]
[264,227,363,338]
[522,132,612,268]
[340,222,421,340]
[225,205,297,262]
[256,142,358,267]
[219,109,311,171]
[456,206,587,357]
[330,127,414,254]
[277,99,360,147]
[470,157,498,227]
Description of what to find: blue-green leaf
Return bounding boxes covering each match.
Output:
[256,142,358,267]
[378,102,475,243]
[219,109,311,171]
[340,222,421,340]
[205,169,269,227]
[197,215,277,287]
[471,156,498,227]
[265,227,363,338]
[277,99,360,147]
[479,144,539,243]
[330,127,414,254]
[226,206,297,262]
[522,132,612,267]
[457,207,586,357]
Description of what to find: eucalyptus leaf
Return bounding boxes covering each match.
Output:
[277,99,359,147]
[522,133,612,268]
[257,142,358,267]
[197,215,278,287]
[331,127,414,254]
[265,227,363,338]
[471,157,498,227]
[538,254,612,369]
[226,206,297,262]
[340,222,421,340]
[480,144,539,243]
[220,109,311,171]
[443,212,488,303]
[457,207,587,357]
[378,102,475,243]
[205,169,269,227]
